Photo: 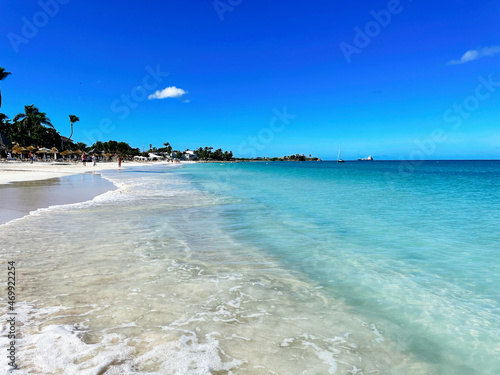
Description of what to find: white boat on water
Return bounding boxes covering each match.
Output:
[357,155,374,161]
[337,144,345,163]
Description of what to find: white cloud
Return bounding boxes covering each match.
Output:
[448,46,500,65]
[183,99,190,103]
[148,86,187,100]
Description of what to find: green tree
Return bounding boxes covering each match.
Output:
[68,115,79,141]
[12,105,55,146]
[0,113,12,151]
[74,142,87,151]
[163,142,172,155]
[90,141,104,152]
[0,68,11,109]
[203,146,213,160]
[196,147,205,159]
[0,113,11,136]
[103,140,118,153]
[213,148,223,161]
[117,141,131,155]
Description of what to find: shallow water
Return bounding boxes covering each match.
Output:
[0,172,115,224]
[1,161,499,374]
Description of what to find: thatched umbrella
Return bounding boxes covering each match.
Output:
[37,147,52,160]
[25,146,36,161]
[12,145,27,159]
[12,145,22,153]
[60,150,73,160]
[73,150,83,159]
[50,147,59,160]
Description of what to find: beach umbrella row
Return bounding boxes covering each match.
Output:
[6,146,114,160]
[8,145,59,159]
[11,145,24,154]
[10,145,57,153]
[36,147,51,160]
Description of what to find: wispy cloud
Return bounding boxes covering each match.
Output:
[148,86,187,99]
[448,46,500,65]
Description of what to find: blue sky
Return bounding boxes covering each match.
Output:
[1,0,499,159]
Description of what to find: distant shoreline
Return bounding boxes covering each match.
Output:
[196,159,500,163]
[0,160,183,185]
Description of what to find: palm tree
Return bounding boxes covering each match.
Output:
[163,142,172,155]
[0,113,11,151]
[13,105,54,145]
[0,113,9,128]
[0,68,11,109]
[68,115,79,141]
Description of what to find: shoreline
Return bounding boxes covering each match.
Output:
[0,173,116,225]
[0,161,442,374]
[0,161,189,225]
[0,160,176,185]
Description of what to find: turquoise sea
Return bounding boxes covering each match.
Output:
[1,161,499,374]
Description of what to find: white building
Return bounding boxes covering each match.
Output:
[184,150,197,160]
[148,153,161,160]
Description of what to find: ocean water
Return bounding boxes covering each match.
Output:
[1,161,499,374]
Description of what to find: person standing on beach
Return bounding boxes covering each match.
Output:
[118,155,122,168]
[82,153,86,166]
[28,151,33,164]
[92,155,96,167]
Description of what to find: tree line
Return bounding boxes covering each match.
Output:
[0,104,233,160]
[0,67,233,160]
[195,147,233,161]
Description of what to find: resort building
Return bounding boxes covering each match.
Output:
[184,150,197,160]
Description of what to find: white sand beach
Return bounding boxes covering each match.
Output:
[0,160,186,224]
[0,160,181,185]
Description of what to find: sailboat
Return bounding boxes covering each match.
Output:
[337,144,345,163]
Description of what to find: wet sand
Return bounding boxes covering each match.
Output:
[0,160,153,185]
[0,172,115,225]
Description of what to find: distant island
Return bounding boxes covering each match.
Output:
[232,154,321,162]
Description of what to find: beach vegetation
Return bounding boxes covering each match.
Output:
[0,113,10,133]
[68,114,79,141]
[73,142,87,151]
[0,67,11,109]
[2,105,61,148]
[88,140,140,156]
[158,142,172,155]
[194,146,233,161]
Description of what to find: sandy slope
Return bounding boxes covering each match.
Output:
[0,160,178,185]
